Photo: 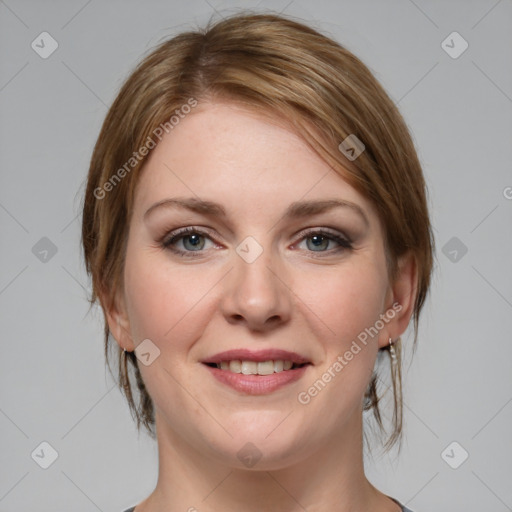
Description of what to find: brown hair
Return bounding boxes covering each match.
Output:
[81,12,434,452]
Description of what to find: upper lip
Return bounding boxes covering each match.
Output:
[201,349,311,365]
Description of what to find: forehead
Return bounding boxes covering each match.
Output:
[132,101,377,224]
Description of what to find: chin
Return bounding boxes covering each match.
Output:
[202,422,310,471]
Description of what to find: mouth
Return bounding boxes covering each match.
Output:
[200,349,312,395]
[203,360,310,375]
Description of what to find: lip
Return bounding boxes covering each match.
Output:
[200,348,310,365]
[203,363,311,395]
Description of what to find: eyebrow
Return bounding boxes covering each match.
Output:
[144,197,369,227]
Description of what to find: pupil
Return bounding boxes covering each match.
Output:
[184,233,204,251]
[310,235,327,250]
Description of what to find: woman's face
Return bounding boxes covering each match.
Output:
[113,101,408,468]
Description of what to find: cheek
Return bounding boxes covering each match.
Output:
[122,245,217,346]
[289,262,388,430]
[304,271,385,402]
[297,262,387,347]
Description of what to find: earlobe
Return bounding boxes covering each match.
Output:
[379,251,418,348]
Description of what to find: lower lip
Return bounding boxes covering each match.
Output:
[202,364,311,395]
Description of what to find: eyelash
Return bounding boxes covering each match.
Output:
[160,226,353,258]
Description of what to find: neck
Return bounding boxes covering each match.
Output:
[136,407,393,512]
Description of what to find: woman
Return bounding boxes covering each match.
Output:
[81,12,434,512]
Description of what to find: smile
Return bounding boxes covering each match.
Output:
[207,360,308,375]
[202,361,312,395]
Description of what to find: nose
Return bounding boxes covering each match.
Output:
[220,243,292,331]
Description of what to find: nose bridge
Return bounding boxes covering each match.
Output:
[221,234,291,328]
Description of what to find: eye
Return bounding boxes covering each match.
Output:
[161,226,353,258]
[161,227,216,257]
[295,229,353,254]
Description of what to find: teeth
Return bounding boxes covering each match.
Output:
[241,361,258,375]
[256,361,274,375]
[229,360,242,373]
[215,360,301,375]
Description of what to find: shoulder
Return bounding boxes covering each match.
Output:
[122,500,416,512]
[388,495,416,512]
[397,501,416,512]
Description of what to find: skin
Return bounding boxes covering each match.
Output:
[106,101,417,512]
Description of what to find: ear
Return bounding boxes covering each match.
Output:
[100,284,135,352]
[378,250,418,349]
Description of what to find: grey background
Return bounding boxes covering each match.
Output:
[1,0,511,511]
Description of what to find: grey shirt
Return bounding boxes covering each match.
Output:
[122,496,415,511]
